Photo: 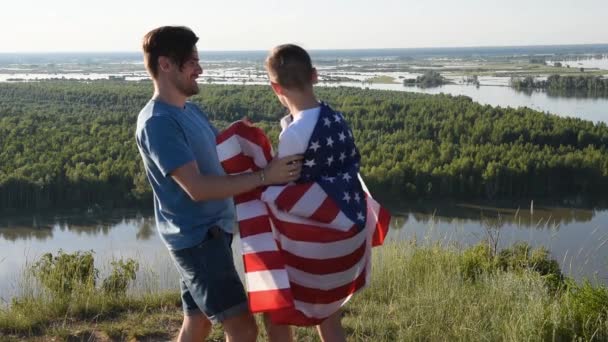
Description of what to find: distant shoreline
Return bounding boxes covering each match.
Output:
[1,43,608,55]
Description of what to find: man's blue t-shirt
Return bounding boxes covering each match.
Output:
[135,99,235,251]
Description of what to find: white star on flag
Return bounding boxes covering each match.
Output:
[351,148,357,157]
[334,114,342,122]
[354,192,361,202]
[304,159,316,168]
[357,212,365,221]
[339,152,346,162]
[326,136,334,147]
[323,117,332,127]
[309,140,321,152]
[326,155,334,166]
[322,176,336,183]
[342,173,352,182]
[338,132,346,142]
[342,192,351,203]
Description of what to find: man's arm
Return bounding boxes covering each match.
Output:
[171,155,303,202]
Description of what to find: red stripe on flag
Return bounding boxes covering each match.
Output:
[221,154,255,174]
[270,215,360,243]
[243,251,286,272]
[234,189,263,204]
[282,241,366,274]
[373,206,391,247]
[308,196,341,223]
[274,183,314,212]
[290,267,367,304]
[268,309,325,326]
[239,215,272,238]
[248,288,294,313]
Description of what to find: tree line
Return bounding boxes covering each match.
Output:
[511,75,608,96]
[1,81,607,212]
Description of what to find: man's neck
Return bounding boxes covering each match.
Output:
[153,81,187,108]
[288,94,319,121]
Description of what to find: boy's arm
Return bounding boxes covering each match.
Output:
[171,155,302,202]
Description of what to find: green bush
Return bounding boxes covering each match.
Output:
[102,259,139,296]
[497,242,563,291]
[458,242,563,291]
[31,250,97,296]
[566,279,608,340]
[30,250,139,298]
[459,243,496,280]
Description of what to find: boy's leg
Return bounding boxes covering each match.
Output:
[316,310,346,342]
[223,312,258,342]
[263,313,294,342]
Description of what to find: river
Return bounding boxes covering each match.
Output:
[1,203,606,302]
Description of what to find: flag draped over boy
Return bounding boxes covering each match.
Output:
[216,104,390,326]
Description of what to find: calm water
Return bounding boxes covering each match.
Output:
[551,56,608,70]
[325,82,608,124]
[1,204,607,301]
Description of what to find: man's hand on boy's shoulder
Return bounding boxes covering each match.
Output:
[264,155,303,185]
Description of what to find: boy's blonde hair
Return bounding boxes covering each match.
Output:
[265,44,314,91]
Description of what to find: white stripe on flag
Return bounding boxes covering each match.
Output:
[261,185,286,203]
[241,232,279,254]
[276,226,367,259]
[216,135,241,162]
[236,201,268,221]
[366,195,381,228]
[245,269,291,292]
[238,136,270,168]
[357,173,370,194]
[267,203,353,230]
[288,183,326,217]
[285,257,367,290]
[328,211,356,231]
[293,294,355,319]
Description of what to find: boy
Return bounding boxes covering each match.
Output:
[264,43,356,342]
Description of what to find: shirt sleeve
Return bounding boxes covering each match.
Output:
[278,127,307,158]
[139,116,195,176]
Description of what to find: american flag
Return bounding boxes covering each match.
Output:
[216,104,390,326]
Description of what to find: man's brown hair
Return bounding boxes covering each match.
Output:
[265,44,314,90]
[142,26,199,78]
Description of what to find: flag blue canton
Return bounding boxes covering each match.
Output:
[298,102,367,227]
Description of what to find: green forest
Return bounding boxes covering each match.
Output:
[1,81,607,212]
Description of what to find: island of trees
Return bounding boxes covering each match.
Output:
[1,81,607,212]
[403,71,445,88]
[510,74,608,96]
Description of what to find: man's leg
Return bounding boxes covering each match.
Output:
[316,310,346,342]
[177,279,212,342]
[263,312,294,342]
[171,228,256,341]
[177,313,212,342]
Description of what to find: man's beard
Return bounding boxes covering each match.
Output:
[177,80,199,97]
[172,74,199,97]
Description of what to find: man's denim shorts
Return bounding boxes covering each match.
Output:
[170,226,249,323]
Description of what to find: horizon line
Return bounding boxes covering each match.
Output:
[2,42,608,54]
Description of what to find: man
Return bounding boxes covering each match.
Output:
[135,26,302,342]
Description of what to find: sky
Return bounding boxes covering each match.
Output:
[1,0,607,52]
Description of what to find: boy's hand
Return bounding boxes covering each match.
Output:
[241,116,254,126]
[263,155,303,184]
